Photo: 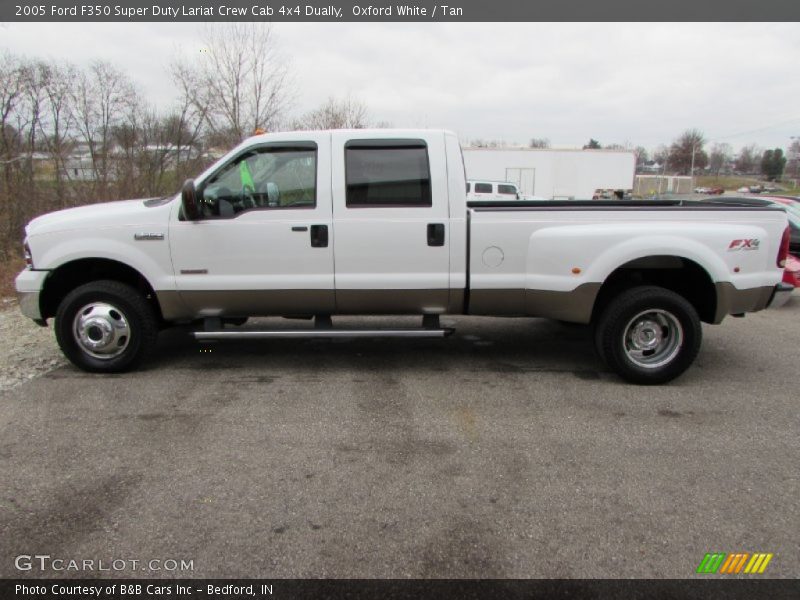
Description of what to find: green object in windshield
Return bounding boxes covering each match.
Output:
[239,159,255,193]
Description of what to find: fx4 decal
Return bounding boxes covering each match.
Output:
[728,239,760,251]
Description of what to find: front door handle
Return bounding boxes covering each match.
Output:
[427,223,445,247]
[310,224,328,248]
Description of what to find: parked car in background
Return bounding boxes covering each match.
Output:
[735,185,776,194]
[694,187,725,195]
[784,254,800,288]
[467,180,546,201]
[694,196,800,252]
[769,195,800,206]
[592,189,630,200]
[689,195,800,290]
[467,180,521,201]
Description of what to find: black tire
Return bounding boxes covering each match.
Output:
[594,286,702,385]
[55,280,158,373]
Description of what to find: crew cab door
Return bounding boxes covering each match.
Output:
[330,131,451,313]
[168,134,335,317]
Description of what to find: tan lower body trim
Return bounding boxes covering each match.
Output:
[468,283,601,323]
[713,283,774,323]
[157,289,335,320]
[157,289,463,320]
[334,289,461,314]
[157,282,773,324]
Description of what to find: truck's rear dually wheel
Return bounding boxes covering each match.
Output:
[55,280,158,373]
[594,286,702,384]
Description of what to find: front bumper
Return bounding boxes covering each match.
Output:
[768,282,794,309]
[14,269,49,321]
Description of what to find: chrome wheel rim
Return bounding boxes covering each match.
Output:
[72,302,131,360]
[623,309,683,369]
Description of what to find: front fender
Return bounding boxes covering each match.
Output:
[34,232,174,293]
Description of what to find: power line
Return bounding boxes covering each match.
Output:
[708,116,800,143]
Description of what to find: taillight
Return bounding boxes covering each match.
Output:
[777,226,790,268]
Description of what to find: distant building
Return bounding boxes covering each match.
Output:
[462,147,636,200]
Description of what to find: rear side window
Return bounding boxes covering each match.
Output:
[498,184,517,195]
[474,183,492,194]
[345,140,432,207]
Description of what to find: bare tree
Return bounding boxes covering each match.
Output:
[708,142,732,176]
[735,144,761,175]
[291,96,370,130]
[653,145,669,166]
[39,60,77,207]
[177,24,292,146]
[634,146,649,169]
[168,59,210,179]
[72,60,135,196]
[468,139,515,149]
[529,137,550,149]
[0,52,25,160]
[0,51,29,255]
[667,129,707,175]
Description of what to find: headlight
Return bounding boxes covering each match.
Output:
[23,241,32,269]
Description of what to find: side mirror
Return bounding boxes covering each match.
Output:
[181,179,200,221]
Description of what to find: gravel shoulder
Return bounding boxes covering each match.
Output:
[0,298,65,392]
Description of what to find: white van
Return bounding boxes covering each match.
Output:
[466,180,544,201]
[467,180,521,201]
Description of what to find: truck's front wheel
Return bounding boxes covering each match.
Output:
[55,280,158,373]
[594,286,702,384]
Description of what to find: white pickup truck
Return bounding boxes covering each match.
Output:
[15,129,793,384]
[466,180,547,202]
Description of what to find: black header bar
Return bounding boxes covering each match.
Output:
[4,0,800,22]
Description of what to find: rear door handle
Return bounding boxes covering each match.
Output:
[310,224,328,248]
[427,223,445,247]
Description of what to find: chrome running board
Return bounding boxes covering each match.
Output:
[194,328,454,341]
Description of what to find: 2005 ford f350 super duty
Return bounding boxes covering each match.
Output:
[15,129,793,383]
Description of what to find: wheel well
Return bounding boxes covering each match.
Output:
[591,256,717,324]
[40,258,162,321]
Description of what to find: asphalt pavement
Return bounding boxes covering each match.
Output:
[1,298,798,578]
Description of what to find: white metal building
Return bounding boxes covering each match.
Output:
[462,148,636,200]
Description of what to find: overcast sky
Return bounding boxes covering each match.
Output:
[2,22,799,152]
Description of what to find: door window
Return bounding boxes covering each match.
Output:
[345,141,431,208]
[199,144,317,218]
